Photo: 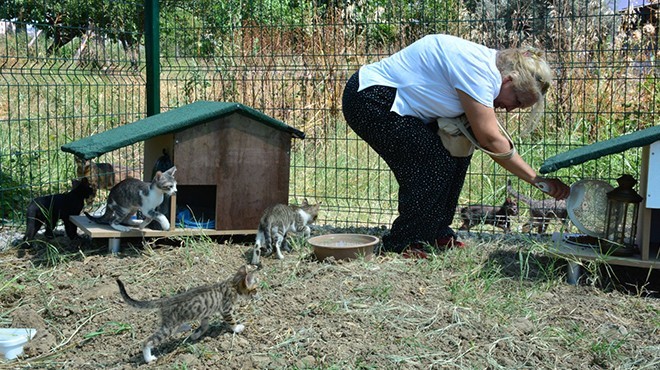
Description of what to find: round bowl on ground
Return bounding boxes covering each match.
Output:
[0,328,36,360]
[308,233,379,262]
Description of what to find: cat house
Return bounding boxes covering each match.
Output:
[61,101,305,240]
[540,125,660,281]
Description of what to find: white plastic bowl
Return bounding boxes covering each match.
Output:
[0,328,36,360]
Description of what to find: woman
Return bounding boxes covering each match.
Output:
[342,34,570,256]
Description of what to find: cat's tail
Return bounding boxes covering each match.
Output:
[84,209,113,224]
[506,179,533,204]
[255,221,273,254]
[116,279,160,309]
[263,222,274,251]
[252,227,267,265]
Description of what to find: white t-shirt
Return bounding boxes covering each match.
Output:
[358,34,501,123]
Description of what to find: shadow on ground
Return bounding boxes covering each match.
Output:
[487,248,659,298]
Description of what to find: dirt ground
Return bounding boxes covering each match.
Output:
[1,229,659,369]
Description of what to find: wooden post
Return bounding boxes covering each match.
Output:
[169,193,177,231]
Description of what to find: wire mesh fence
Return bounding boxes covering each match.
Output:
[1,0,658,236]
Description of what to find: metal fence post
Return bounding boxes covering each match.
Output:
[145,0,160,117]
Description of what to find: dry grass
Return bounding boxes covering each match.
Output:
[0,232,658,369]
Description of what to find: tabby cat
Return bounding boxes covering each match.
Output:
[84,166,177,232]
[117,265,258,364]
[251,199,321,265]
[23,177,96,243]
[506,180,568,234]
[459,197,518,233]
[76,158,115,190]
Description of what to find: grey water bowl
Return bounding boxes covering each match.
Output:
[308,234,379,262]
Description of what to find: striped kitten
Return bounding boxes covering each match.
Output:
[459,197,518,233]
[76,158,116,190]
[84,166,177,231]
[117,265,258,364]
[506,180,567,233]
[251,199,321,265]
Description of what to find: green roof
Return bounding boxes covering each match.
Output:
[540,125,660,174]
[61,101,305,160]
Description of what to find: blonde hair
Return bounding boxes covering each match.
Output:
[496,46,553,125]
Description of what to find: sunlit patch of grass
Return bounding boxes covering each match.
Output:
[171,362,191,370]
[288,234,313,259]
[590,336,628,365]
[22,239,86,267]
[0,272,27,325]
[182,342,215,361]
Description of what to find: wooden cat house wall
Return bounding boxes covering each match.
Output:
[61,101,305,239]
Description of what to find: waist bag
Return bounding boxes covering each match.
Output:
[436,115,516,159]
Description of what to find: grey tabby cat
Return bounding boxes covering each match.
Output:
[84,166,177,232]
[251,199,321,265]
[116,265,258,364]
[506,180,568,233]
[459,197,519,233]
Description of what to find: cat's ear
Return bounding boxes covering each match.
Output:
[78,157,89,167]
[166,166,177,175]
[238,265,258,289]
[302,198,309,206]
[237,265,248,275]
[244,269,258,289]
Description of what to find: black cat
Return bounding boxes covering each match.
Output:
[23,177,96,243]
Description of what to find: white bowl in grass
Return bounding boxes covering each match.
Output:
[0,328,36,360]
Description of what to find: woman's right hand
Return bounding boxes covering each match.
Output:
[534,177,570,200]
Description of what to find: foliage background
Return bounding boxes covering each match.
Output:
[0,0,658,231]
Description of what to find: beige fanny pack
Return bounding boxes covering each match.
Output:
[436,115,516,159]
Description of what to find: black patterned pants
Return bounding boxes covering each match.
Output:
[342,71,472,252]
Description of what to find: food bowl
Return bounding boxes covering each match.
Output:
[308,234,379,262]
[0,328,36,360]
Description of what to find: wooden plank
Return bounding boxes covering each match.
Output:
[169,193,176,231]
[644,141,660,208]
[70,215,256,239]
[639,145,651,261]
[549,233,660,269]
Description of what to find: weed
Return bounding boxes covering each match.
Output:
[183,342,215,360]
[368,284,392,301]
[590,336,627,364]
[83,321,133,340]
[170,362,190,370]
